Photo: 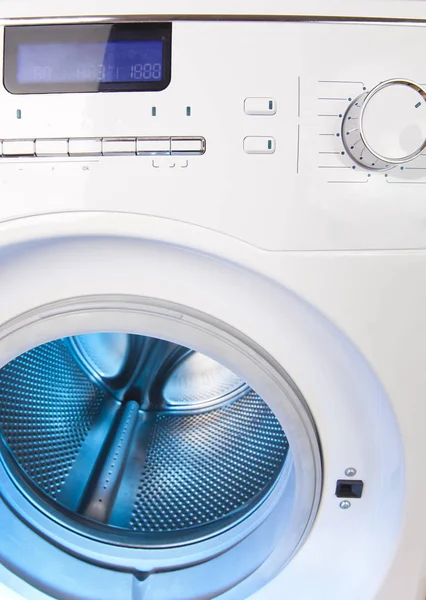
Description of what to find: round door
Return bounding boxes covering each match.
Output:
[0,220,403,600]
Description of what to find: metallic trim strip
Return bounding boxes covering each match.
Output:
[0,14,426,26]
[2,16,426,26]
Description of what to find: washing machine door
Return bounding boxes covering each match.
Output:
[0,220,402,600]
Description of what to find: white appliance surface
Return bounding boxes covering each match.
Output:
[0,3,426,600]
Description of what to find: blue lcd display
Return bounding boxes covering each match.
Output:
[16,40,164,84]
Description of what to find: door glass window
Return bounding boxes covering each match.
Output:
[0,333,289,546]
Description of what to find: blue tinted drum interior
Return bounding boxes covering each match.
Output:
[0,333,289,547]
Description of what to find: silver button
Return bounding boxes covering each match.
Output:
[35,139,69,157]
[137,138,171,155]
[69,138,102,157]
[2,139,35,157]
[171,137,205,155]
[102,138,136,156]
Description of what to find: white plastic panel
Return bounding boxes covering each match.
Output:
[2,19,426,249]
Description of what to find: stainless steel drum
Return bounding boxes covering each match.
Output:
[0,333,289,547]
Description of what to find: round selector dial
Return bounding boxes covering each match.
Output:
[342,79,426,170]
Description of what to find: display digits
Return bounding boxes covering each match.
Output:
[97,64,106,81]
[32,62,161,83]
[152,63,162,80]
[76,64,106,82]
[131,64,144,80]
[33,66,52,82]
[130,63,162,81]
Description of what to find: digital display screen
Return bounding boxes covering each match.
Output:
[17,40,164,84]
[4,23,172,94]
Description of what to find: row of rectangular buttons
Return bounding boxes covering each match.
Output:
[0,137,206,158]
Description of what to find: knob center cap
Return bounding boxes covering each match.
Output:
[361,81,426,162]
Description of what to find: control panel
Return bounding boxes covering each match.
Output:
[1,18,426,251]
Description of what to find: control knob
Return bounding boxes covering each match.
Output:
[342,79,426,170]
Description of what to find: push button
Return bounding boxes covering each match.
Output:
[137,138,171,155]
[243,136,276,154]
[335,480,364,499]
[69,138,102,156]
[35,139,69,157]
[171,137,205,155]
[244,98,277,116]
[102,138,136,156]
[2,139,35,157]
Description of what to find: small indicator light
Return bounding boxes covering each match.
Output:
[267,140,272,150]
[415,101,422,108]
[16,109,22,119]
[152,107,157,117]
[269,100,273,110]
[186,106,191,116]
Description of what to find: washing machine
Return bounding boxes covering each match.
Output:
[0,1,426,599]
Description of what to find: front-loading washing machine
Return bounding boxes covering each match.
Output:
[1,1,426,599]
